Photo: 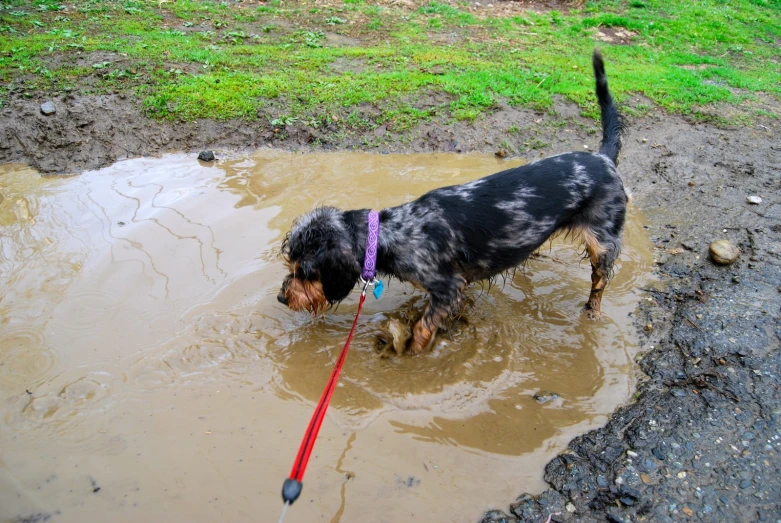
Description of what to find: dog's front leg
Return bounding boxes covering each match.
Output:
[408,274,467,354]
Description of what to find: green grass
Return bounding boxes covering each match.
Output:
[1,0,779,126]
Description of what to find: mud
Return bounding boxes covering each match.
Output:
[1,74,780,523]
[0,93,617,176]
[0,152,653,522]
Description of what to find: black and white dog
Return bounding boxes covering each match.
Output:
[278,50,627,354]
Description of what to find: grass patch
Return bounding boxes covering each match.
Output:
[0,0,778,126]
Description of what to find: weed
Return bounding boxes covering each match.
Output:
[271,115,299,126]
[302,30,325,48]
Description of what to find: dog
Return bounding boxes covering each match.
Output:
[277,50,627,354]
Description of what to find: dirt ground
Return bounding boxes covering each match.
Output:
[2,89,781,522]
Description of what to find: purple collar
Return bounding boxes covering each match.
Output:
[361,211,380,281]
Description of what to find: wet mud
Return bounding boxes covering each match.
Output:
[0,152,654,522]
[1,86,780,523]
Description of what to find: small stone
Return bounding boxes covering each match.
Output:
[642,458,657,472]
[620,486,641,501]
[627,450,638,458]
[677,471,687,479]
[709,240,740,265]
[667,247,684,255]
[533,391,559,404]
[644,323,653,332]
[198,150,216,162]
[495,149,509,158]
[40,101,56,115]
[739,478,752,489]
[688,181,695,187]
[640,473,653,484]
[566,502,576,513]
[746,195,762,204]
[682,506,694,516]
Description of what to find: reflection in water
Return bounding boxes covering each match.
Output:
[0,152,653,523]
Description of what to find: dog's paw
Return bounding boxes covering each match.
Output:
[406,336,430,355]
[584,307,602,321]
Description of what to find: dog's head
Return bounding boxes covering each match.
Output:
[277,207,361,314]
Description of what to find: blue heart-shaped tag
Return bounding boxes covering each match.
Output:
[373,280,384,299]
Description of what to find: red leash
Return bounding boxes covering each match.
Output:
[279,287,369,514]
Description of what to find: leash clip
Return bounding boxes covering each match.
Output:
[358,277,384,299]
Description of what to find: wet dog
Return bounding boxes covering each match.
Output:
[277,50,627,354]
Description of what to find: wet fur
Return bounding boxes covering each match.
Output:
[278,50,627,354]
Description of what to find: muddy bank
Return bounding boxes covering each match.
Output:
[1,92,641,175]
[2,87,781,522]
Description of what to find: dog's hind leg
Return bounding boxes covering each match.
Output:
[408,274,467,354]
[582,225,622,321]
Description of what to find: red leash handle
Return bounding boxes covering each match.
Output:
[282,291,368,504]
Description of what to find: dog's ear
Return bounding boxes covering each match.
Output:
[317,242,361,303]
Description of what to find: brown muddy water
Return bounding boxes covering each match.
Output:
[0,151,653,523]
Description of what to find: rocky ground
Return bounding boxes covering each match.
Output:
[2,90,781,522]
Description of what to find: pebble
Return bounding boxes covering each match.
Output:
[746,195,762,204]
[709,240,740,265]
[739,478,752,489]
[566,502,576,513]
[652,447,666,460]
[198,150,216,162]
[533,391,559,404]
[494,149,509,158]
[40,101,56,115]
[606,509,625,523]
[627,450,638,458]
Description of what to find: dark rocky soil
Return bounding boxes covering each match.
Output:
[2,91,780,523]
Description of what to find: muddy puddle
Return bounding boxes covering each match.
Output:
[0,151,654,522]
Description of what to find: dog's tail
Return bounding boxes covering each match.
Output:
[592,49,623,165]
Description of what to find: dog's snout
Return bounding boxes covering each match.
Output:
[277,291,289,306]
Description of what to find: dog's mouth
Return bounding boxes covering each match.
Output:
[278,275,328,315]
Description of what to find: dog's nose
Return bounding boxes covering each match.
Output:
[277,292,289,306]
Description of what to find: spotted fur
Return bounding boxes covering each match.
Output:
[278,50,627,354]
